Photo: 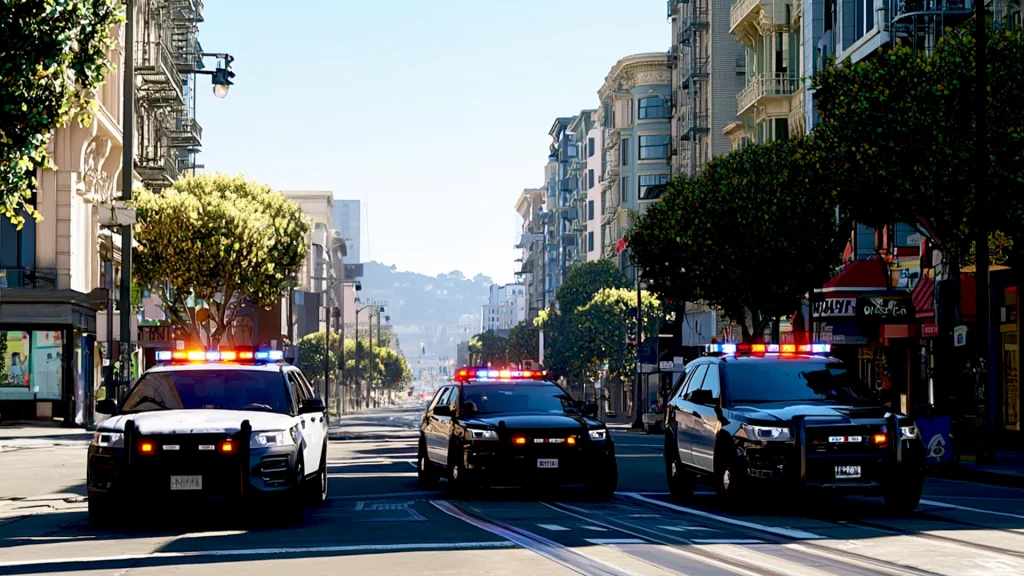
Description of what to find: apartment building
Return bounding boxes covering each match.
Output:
[514,188,547,320]
[567,111,598,265]
[597,53,672,279]
[480,283,527,331]
[584,117,604,263]
[669,0,746,175]
[331,199,361,265]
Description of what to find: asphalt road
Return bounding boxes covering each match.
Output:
[3,401,1024,575]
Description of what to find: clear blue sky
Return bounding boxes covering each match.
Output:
[196,0,669,285]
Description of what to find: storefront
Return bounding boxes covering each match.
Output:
[0,289,99,424]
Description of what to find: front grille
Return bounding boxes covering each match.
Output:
[807,424,888,454]
[131,433,242,497]
[259,455,290,487]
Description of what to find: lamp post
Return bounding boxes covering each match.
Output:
[115,0,235,398]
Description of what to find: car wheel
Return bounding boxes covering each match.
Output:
[274,458,306,526]
[87,492,117,529]
[417,437,439,488]
[447,443,475,496]
[665,434,696,501]
[305,445,329,507]
[586,457,618,499]
[883,472,923,514]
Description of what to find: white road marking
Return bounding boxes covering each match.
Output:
[537,524,569,531]
[691,539,764,544]
[622,493,824,540]
[327,472,417,479]
[921,499,1024,520]
[585,538,647,545]
[0,542,519,569]
[328,490,439,501]
[177,531,248,539]
[581,525,609,531]
[660,526,717,532]
[408,461,418,468]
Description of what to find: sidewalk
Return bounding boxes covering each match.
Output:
[933,450,1024,489]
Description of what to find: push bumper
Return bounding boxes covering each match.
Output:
[462,440,615,486]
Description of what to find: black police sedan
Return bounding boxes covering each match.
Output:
[87,349,329,526]
[665,344,926,512]
[417,367,617,497]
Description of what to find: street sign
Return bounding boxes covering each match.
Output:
[857,296,913,323]
[954,325,967,347]
[659,361,673,371]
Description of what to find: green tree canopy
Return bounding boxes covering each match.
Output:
[506,322,539,364]
[467,330,508,366]
[575,287,661,385]
[1,0,123,227]
[629,137,844,340]
[297,332,410,389]
[296,330,342,383]
[811,24,1024,260]
[133,174,310,346]
[556,259,630,314]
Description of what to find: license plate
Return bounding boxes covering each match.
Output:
[829,436,863,443]
[537,459,559,469]
[170,475,203,490]
[835,465,861,479]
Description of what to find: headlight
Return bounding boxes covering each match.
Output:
[92,430,124,448]
[250,427,298,448]
[588,429,608,441]
[900,425,918,439]
[740,424,792,441]
[467,428,498,441]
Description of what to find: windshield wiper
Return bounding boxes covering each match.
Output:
[126,396,172,411]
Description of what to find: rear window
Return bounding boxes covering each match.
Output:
[724,361,870,405]
[121,369,290,415]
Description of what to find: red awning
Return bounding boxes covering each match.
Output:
[821,256,889,295]
[911,273,977,321]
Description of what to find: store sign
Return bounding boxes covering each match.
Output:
[922,323,940,338]
[813,298,856,318]
[857,296,912,323]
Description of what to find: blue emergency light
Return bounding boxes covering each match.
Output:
[155,349,284,364]
[704,342,831,356]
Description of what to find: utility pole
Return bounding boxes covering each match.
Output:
[324,299,331,416]
[633,266,644,429]
[119,0,135,395]
[974,0,992,464]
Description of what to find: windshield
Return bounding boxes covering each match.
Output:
[460,383,578,415]
[724,362,871,405]
[121,370,291,414]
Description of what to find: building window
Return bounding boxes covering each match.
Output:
[0,189,37,288]
[638,96,669,119]
[588,200,595,221]
[639,134,671,160]
[588,231,595,252]
[621,176,629,204]
[588,137,595,157]
[588,169,595,189]
[638,174,671,200]
[620,138,630,166]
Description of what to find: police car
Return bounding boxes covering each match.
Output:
[417,367,617,497]
[87,349,328,526]
[665,343,926,512]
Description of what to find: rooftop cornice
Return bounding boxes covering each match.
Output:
[598,53,671,102]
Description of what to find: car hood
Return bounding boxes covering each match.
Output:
[729,402,892,424]
[462,412,598,430]
[98,410,294,434]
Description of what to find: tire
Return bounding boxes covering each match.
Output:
[274,458,306,526]
[714,438,746,508]
[87,492,117,529]
[665,434,696,502]
[586,458,618,499]
[305,444,329,507]
[883,472,923,514]
[417,437,440,488]
[447,443,476,496]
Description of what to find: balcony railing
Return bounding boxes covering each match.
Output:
[737,74,800,114]
[136,39,184,105]
[730,0,762,33]
[892,0,970,22]
[168,113,203,149]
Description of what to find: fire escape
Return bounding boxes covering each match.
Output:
[677,0,710,176]
[135,0,206,191]
[889,0,973,57]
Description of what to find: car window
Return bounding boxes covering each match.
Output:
[295,370,317,399]
[668,365,694,401]
[446,386,460,411]
[681,365,708,402]
[460,383,580,415]
[723,361,868,405]
[289,370,311,407]
[432,387,452,412]
[121,370,290,414]
[699,365,721,402]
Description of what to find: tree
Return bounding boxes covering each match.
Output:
[296,330,342,383]
[811,24,1024,261]
[1,0,123,227]
[506,322,539,364]
[556,259,630,314]
[132,174,310,347]
[575,288,661,385]
[628,137,844,341]
[467,330,508,366]
[378,347,413,389]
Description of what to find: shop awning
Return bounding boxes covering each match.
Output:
[911,274,977,321]
[819,256,890,296]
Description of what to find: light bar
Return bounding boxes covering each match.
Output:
[155,351,172,361]
[155,348,286,364]
[453,366,548,383]
[705,342,831,357]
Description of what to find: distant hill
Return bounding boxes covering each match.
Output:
[357,261,493,326]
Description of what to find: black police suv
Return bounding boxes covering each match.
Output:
[87,351,329,526]
[417,367,617,497]
[664,347,926,512]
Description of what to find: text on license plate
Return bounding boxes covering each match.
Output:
[170,475,202,490]
[829,436,863,443]
[835,465,861,479]
[537,459,559,469]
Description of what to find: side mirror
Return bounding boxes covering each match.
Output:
[299,397,325,414]
[96,399,117,415]
[689,389,717,407]
[433,405,452,417]
[582,401,598,417]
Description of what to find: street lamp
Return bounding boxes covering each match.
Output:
[198,53,235,99]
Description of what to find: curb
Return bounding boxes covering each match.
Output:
[328,432,418,442]
[928,466,1024,490]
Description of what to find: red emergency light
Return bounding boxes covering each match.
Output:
[453,367,548,383]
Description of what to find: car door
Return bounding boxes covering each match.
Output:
[690,364,723,472]
[294,370,325,472]
[426,386,453,464]
[433,386,459,468]
[673,364,708,467]
[286,369,319,473]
